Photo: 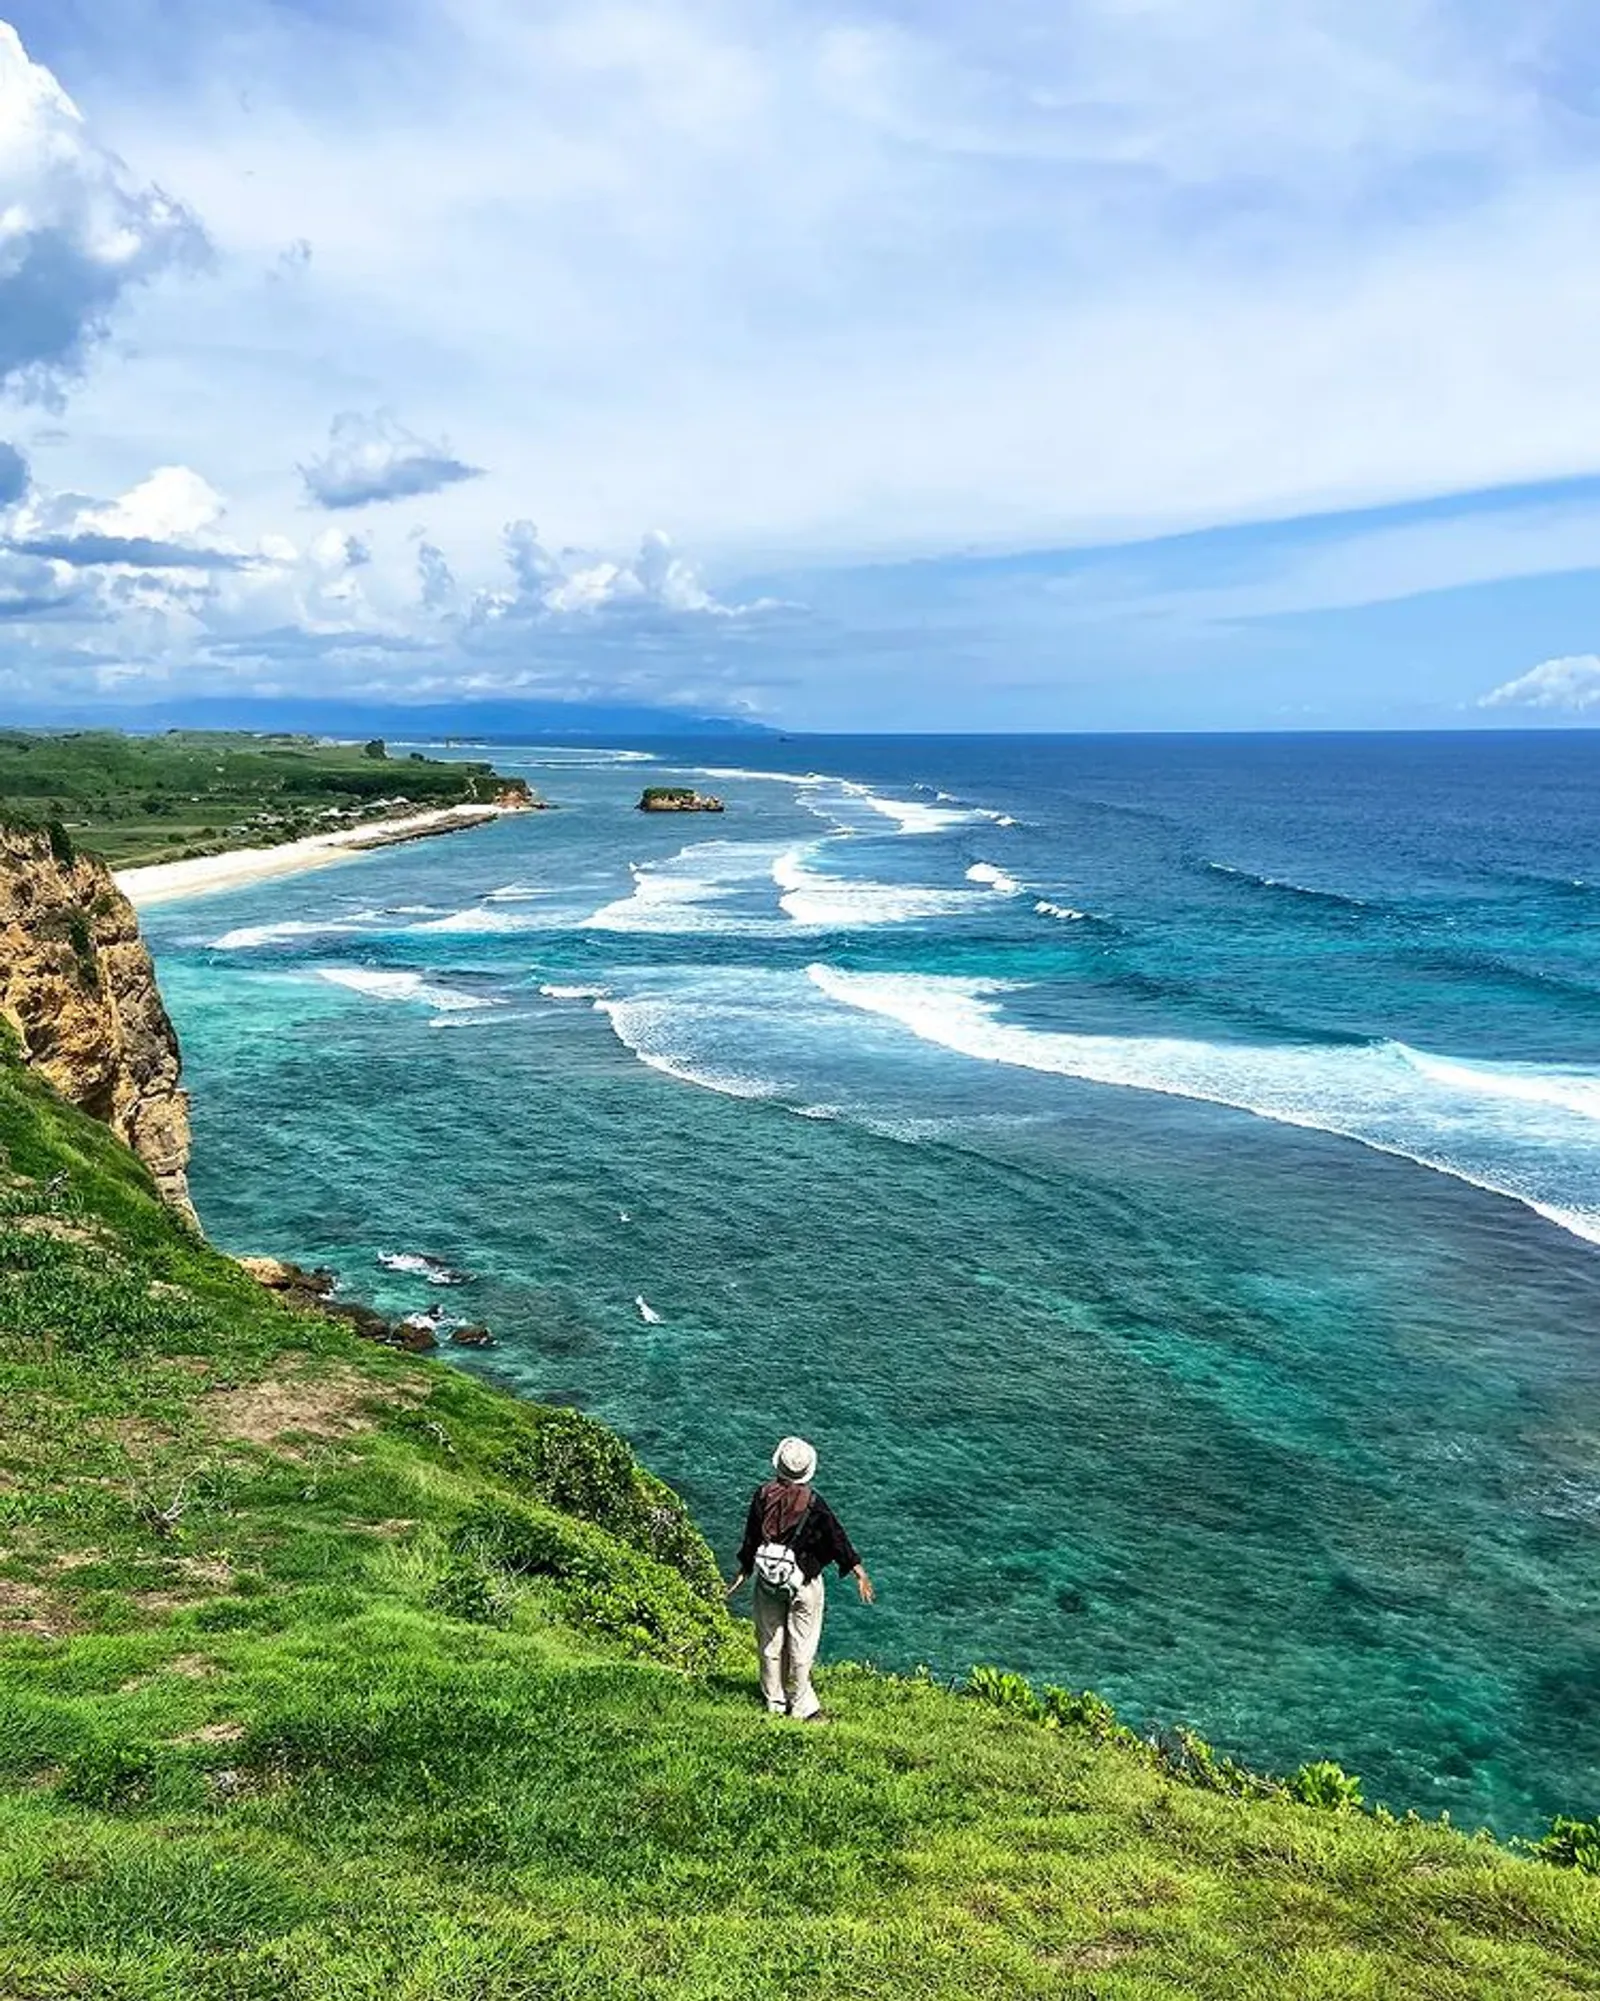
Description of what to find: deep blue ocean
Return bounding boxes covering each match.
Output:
[139,733,1600,1835]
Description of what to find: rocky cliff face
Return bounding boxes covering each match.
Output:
[0,823,193,1221]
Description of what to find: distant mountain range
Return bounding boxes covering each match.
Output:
[6,696,776,741]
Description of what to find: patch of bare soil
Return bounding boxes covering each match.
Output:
[10,1216,113,1248]
[202,1362,420,1458]
[171,1720,245,1745]
[0,1577,77,1637]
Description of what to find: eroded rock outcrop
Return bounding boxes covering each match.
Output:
[0,823,194,1221]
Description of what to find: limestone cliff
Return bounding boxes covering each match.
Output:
[0,822,193,1221]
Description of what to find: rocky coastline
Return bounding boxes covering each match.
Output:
[0,822,194,1219]
[236,1255,497,1352]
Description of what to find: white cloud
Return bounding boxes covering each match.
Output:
[0,21,206,402]
[299,410,483,510]
[468,521,765,629]
[0,444,779,706]
[8,4,1600,721]
[1478,656,1600,713]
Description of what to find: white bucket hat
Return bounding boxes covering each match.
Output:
[772,1435,817,1484]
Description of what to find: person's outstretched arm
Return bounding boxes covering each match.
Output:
[819,1497,875,1604]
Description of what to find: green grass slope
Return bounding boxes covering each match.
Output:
[0,1049,1597,2000]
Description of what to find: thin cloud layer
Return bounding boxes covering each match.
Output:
[300,411,484,511]
[0,22,206,402]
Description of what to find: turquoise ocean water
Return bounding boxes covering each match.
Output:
[140,733,1600,1834]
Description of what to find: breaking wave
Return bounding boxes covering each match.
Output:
[582,841,794,936]
[966,862,1023,896]
[805,965,1600,1246]
[318,967,500,1013]
[211,918,356,950]
[774,847,986,928]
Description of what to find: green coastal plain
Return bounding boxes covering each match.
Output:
[0,740,1597,1998]
[0,728,521,867]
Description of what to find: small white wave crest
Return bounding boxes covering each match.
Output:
[966,862,1023,896]
[212,918,355,951]
[319,967,501,1013]
[410,907,546,934]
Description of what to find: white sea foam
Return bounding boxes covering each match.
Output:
[319,967,500,1013]
[582,841,793,936]
[540,982,610,1000]
[211,918,355,950]
[855,789,979,835]
[410,906,547,934]
[773,846,986,928]
[594,993,786,1101]
[485,883,547,902]
[1034,899,1092,921]
[966,861,1023,895]
[378,1251,471,1286]
[806,965,1600,1247]
[635,1294,663,1325]
[695,766,827,785]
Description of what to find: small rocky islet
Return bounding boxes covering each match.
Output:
[636,785,725,813]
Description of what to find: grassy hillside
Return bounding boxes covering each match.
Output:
[0,729,528,866]
[1,1050,1598,1999]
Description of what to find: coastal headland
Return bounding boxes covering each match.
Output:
[0,725,542,906]
[0,738,1596,1998]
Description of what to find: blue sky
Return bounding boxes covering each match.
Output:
[3,0,1600,728]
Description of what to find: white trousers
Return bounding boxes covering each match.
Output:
[753,1575,825,1718]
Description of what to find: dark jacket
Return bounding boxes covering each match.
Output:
[739,1483,861,1585]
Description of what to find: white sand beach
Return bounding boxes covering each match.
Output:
[116,805,516,909]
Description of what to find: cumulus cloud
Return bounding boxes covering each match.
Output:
[474,521,761,626]
[1,462,251,570]
[1478,656,1600,713]
[0,23,207,402]
[299,410,484,510]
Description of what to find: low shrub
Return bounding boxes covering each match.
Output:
[452,1497,732,1671]
[966,1664,1045,1720]
[427,1555,514,1628]
[500,1406,722,1604]
[1285,1760,1365,1812]
[1529,1815,1600,1874]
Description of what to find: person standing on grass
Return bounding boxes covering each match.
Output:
[725,1435,874,1722]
